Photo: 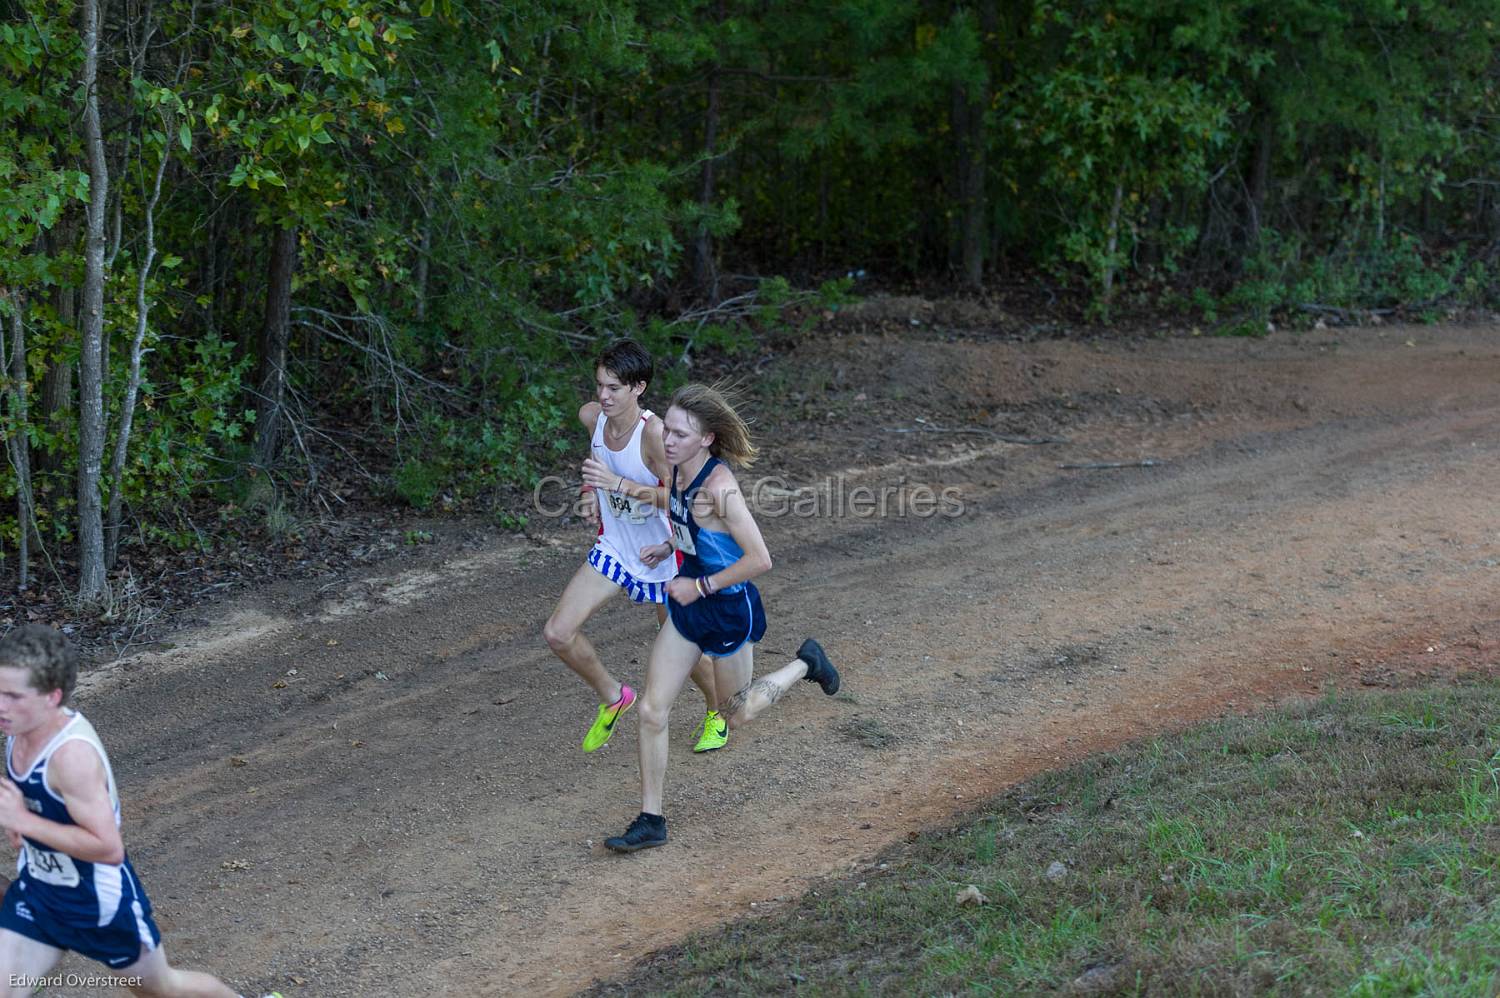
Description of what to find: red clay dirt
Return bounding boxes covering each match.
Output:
[29,318,1500,995]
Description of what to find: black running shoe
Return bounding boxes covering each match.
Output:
[604,812,668,852]
[798,638,840,695]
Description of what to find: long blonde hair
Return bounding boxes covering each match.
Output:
[670,382,759,469]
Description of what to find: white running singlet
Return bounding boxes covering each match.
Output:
[590,411,675,584]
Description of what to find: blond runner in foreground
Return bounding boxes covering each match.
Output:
[604,383,841,852]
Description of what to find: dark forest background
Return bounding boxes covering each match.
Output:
[3,0,1498,600]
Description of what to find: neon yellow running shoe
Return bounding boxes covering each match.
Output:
[692,709,729,753]
[582,684,636,752]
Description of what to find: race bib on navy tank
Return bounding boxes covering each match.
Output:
[24,842,81,888]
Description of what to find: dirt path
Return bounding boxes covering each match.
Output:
[41,323,1500,996]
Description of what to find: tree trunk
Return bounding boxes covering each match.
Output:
[76,0,109,601]
[956,0,997,290]
[106,140,169,568]
[1101,179,1124,301]
[414,207,431,322]
[957,141,986,289]
[1194,178,1220,271]
[817,139,828,267]
[203,209,218,335]
[38,362,72,475]
[1245,106,1273,249]
[1374,155,1386,247]
[1138,195,1165,268]
[1478,183,1498,246]
[691,62,721,304]
[2,293,37,588]
[252,225,298,468]
[38,214,77,477]
[691,0,726,304]
[949,83,969,276]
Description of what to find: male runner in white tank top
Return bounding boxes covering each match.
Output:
[544,340,726,753]
[0,625,280,998]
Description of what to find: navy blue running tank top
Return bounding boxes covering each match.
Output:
[6,712,151,926]
[669,457,747,594]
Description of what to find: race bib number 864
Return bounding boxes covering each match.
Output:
[605,490,651,524]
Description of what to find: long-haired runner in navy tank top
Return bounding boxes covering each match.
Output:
[604,383,841,852]
[544,339,724,754]
[0,625,281,998]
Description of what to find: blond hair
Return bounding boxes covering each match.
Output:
[670,382,759,469]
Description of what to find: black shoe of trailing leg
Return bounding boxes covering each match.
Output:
[798,638,840,695]
[605,812,668,852]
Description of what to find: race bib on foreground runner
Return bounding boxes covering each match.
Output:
[670,517,697,556]
[24,843,80,888]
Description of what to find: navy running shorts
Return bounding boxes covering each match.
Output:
[0,878,162,969]
[668,582,767,657]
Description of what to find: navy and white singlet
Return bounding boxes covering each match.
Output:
[667,457,768,657]
[0,711,161,968]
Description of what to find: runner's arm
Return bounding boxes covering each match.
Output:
[702,473,772,590]
[664,474,771,604]
[640,541,674,568]
[577,403,603,526]
[0,741,125,865]
[579,487,600,529]
[632,416,672,509]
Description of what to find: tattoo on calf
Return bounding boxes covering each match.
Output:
[720,678,787,720]
[753,678,785,706]
[719,684,752,719]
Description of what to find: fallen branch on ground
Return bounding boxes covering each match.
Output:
[1298,303,1399,319]
[886,418,1067,445]
[1058,459,1163,470]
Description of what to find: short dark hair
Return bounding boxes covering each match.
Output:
[0,624,80,704]
[596,338,653,389]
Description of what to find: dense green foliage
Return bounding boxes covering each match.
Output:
[2,0,1499,587]
[590,681,1500,995]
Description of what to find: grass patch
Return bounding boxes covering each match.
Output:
[838,717,898,749]
[589,681,1500,995]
